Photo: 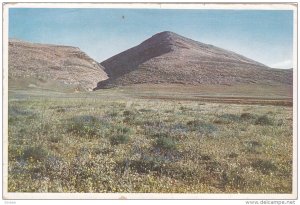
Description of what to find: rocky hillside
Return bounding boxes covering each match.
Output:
[97,31,292,88]
[9,39,108,91]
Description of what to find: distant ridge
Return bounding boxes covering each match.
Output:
[96,31,292,88]
[9,39,108,91]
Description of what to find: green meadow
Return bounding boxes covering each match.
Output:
[7,86,293,193]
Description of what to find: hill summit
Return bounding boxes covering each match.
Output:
[96,31,292,88]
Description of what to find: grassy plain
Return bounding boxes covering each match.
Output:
[7,84,293,193]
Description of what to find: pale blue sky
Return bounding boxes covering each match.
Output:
[9,8,294,68]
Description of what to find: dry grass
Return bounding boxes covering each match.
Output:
[7,87,293,193]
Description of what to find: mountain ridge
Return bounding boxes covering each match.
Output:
[7,32,293,92]
[97,31,292,89]
[8,39,108,91]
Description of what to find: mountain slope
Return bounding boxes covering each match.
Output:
[97,31,292,88]
[9,39,108,91]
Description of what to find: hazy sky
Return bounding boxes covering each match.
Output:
[9,8,294,69]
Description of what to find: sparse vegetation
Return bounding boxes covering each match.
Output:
[22,146,48,162]
[251,159,278,175]
[255,115,273,125]
[155,136,177,150]
[7,88,293,193]
[187,120,218,134]
[66,115,106,138]
[110,134,130,145]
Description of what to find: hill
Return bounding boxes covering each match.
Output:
[8,39,108,91]
[96,31,292,88]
